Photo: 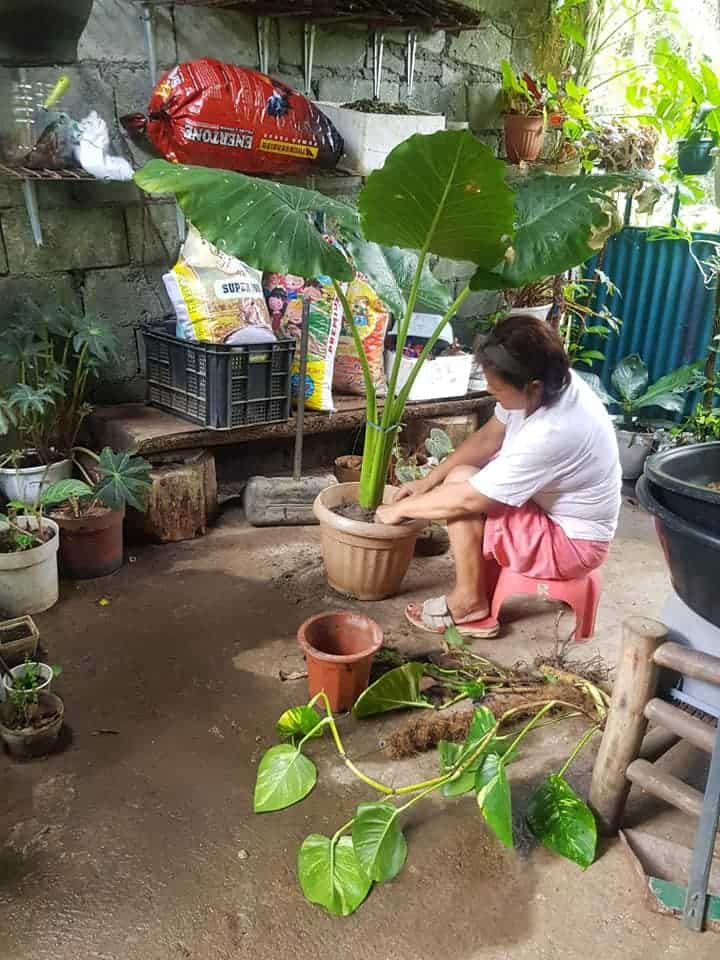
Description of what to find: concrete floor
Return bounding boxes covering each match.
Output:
[1,498,718,960]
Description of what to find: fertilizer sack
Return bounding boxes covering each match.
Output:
[164,226,275,345]
[263,271,342,412]
[333,273,389,396]
[124,59,343,175]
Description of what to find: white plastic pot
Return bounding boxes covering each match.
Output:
[0,458,72,506]
[616,429,654,481]
[0,661,53,704]
[507,304,552,323]
[0,516,59,615]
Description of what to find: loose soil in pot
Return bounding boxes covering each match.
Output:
[340,99,425,115]
[1,697,60,731]
[333,502,378,523]
[51,503,108,521]
[0,526,55,553]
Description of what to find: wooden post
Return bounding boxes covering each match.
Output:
[589,617,667,835]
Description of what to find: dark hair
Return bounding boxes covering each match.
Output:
[476,314,571,406]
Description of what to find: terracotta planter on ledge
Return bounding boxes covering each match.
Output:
[298,611,383,713]
[503,114,545,163]
[313,482,426,601]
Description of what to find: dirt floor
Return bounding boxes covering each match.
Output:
[1,497,718,960]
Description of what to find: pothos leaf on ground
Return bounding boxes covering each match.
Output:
[253,744,317,813]
[476,753,513,849]
[438,740,481,797]
[276,705,324,739]
[352,662,428,718]
[526,774,597,869]
[352,802,407,882]
[297,834,372,916]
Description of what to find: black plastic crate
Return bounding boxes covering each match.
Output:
[142,321,295,430]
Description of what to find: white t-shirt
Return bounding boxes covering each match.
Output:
[469,371,621,541]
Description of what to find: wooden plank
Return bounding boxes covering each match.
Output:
[654,642,720,688]
[589,617,667,834]
[626,759,704,818]
[644,698,716,754]
[89,395,495,456]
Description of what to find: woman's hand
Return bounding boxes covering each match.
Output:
[393,475,436,502]
[375,503,407,525]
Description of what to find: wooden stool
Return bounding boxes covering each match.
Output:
[490,568,602,641]
[590,617,720,931]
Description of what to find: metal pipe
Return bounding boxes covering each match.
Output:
[142,4,158,85]
[257,16,271,75]
[21,179,43,247]
[373,31,385,101]
[684,723,720,930]
[406,30,417,99]
[304,22,316,97]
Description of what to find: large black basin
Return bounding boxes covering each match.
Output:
[644,442,720,535]
[636,476,720,628]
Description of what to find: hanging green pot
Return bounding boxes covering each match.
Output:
[0,0,93,65]
[677,138,715,176]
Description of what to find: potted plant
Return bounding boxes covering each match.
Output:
[0,657,64,759]
[0,498,60,616]
[677,102,719,176]
[135,131,638,599]
[0,305,118,504]
[582,356,704,480]
[500,61,549,163]
[44,448,152,580]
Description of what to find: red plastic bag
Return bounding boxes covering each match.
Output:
[126,59,343,175]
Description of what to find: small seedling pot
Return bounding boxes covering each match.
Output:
[298,611,384,712]
[1,661,54,703]
[53,506,125,580]
[503,114,545,163]
[334,455,363,484]
[313,482,426,601]
[0,516,59,616]
[0,615,39,666]
[0,692,64,759]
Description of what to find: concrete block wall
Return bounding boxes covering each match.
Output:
[0,0,542,402]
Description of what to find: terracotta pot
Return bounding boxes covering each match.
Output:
[298,611,384,712]
[503,114,545,163]
[334,455,363,484]
[313,482,426,601]
[0,692,64,759]
[53,507,125,580]
[0,0,93,65]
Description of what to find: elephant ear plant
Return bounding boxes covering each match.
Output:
[253,680,601,917]
[135,131,638,511]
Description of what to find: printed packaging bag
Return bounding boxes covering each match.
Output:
[165,226,275,345]
[332,272,389,396]
[263,271,342,412]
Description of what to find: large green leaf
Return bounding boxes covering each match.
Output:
[134,160,355,281]
[352,802,407,882]
[359,130,514,267]
[352,662,427,718]
[526,774,597,869]
[41,479,94,507]
[253,744,317,813]
[577,370,614,405]
[93,447,152,512]
[466,706,496,745]
[297,834,372,916]
[276,705,323,739]
[634,362,705,414]
[611,354,649,402]
[471,173,635,291]
[439,740,479,798]
[475,753,513,849]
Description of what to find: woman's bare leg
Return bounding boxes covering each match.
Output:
[443,465,491,621]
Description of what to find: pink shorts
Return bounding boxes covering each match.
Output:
[483,500,609,580]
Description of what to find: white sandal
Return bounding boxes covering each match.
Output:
[405,595,499,639]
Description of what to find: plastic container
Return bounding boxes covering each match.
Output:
[636,475,720,627]
[617,429,654,481]
[298,611,384,713]
[1,661,53,701]
[0,692,64,759]
[315,101,445,175]
[142,321,295,430]
[677,138,715,176]
[384,350,472,402]
[0,516,59,616]
[0,458,72,506]
[0,616,39,666]
[644,442,720,534]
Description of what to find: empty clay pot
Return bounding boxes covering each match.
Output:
[313,482,426,601]
[334,455,363,484]
[298,611,384,712]
[503,114,545,163]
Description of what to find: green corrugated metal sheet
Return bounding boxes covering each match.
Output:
[589,227,718,389]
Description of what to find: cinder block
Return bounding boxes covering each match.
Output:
[126,202,180,266]
[0,273,80,315]
[174,8,260,66]
[79,0,175,63]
